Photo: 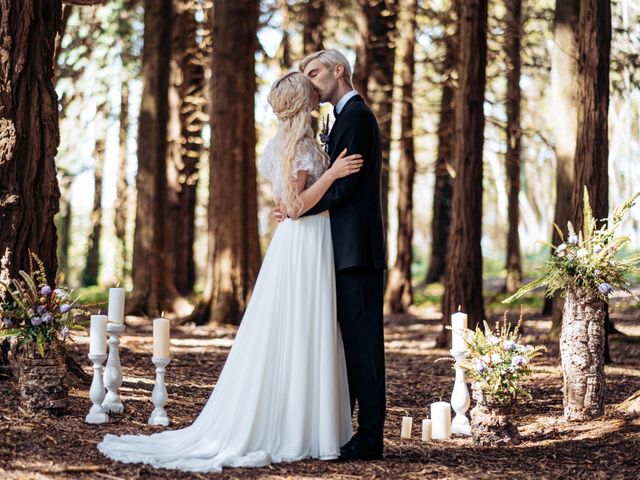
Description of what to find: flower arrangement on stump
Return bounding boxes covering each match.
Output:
[505,188,640,421]
[0,253,87,416]
[455,314,545,446]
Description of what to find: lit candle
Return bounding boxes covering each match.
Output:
[430,401,452,440]
[153,317,170,358]
[107,288,125,325]
[451,309,468,352]
[400,416,413,439]
[89,314,107,355]
[421,418,432,441]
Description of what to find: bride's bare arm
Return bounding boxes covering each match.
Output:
[288,149,363,218]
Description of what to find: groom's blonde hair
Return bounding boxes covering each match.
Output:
[300,49,354,89]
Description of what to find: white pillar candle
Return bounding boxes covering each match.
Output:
[451,310,468,352]
[430,401,452,440]
[400,416,413,439]
[107,288,125,325]
[89,315,107,355]
[153,317,170,358]
[421,419,432,441]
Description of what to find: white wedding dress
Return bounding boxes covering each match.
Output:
[97,138,352,473]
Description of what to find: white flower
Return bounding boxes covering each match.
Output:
[491,353,503,364]
[576,248,588,258]
[556,243,567,253]
[481,355,491,364]
[488,335,500,345]
[593,245,602,254]
[568,234,579,245]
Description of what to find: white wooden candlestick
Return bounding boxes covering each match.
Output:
[450,348,471,435]
[148,357,171,426]
[102,324,126,413]
[86,353,109,424]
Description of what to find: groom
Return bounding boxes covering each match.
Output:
[301,49,386,460]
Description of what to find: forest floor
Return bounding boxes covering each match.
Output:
[1,296,639,480]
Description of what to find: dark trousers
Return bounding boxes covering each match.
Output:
[335,266,386,444]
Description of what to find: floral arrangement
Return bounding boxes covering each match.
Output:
[319,113,330,151]
[454,314,546,403]
[504,188,640,304]
[0,253,87,356]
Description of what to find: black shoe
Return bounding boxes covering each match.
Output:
[339,437,383,461]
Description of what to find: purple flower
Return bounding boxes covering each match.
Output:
[54,289,69,300]
[474,358,487,373]
[40,285,52,296]
[319,134,330,143]
[42,313,53,324]
[511,355,527,367]
[2,318,13,328]
[504,340,516,351]
[594,269,602,277]
[31,316,42,326]
[593,245,602,254]
[61,326,70,338]
[598,282,613,295]
[568,234,579,245]
[60,304,71,314]
[36,305,46,314]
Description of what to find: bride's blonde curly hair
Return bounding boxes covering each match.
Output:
[267,72,328,217]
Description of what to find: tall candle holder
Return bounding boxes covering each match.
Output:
[86,353,109,424]
[450,348,471,435]
[102,323,126,413]
[148,357,171,426]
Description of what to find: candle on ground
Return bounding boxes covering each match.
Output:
[107,288,125,325]
[400,416,413,439]
[451,309,468,352]
[89,315,107,355]
[422,419,432,441]
[431,402,452,440]
[153,317,170,358]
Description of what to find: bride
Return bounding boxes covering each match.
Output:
[97,72,364,473]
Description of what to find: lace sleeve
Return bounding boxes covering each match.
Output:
[292,139,320,177]
[258,139,276,182]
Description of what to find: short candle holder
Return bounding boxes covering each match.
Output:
[86,353,109,424]
[102,324,126,413]
[148,357,171,426]
[450,348,471,436]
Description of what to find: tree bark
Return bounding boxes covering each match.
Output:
[0,0,62,286]
[82,119,106,286]
[202,0,261,325]
[425,1,458,285]
[303,0,326,55]
[386,0,417,313]
[546,0,580,335]
[560,288,605,420]
[354,0,398,242]
[129,0,172,316]
[115,76,129,280]
[504,0,523,293]
[439,0,488,346]
[166,0,205,298]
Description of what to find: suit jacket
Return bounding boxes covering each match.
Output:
[304,95,387,271]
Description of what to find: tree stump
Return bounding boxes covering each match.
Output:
[560,287,605,421]
[470,383,521,446]
[10,340,69,416]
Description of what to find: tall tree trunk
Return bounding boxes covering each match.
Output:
[546,0,580,336]
[504,0,523,293]
[82,118,107,286]
[439,0,488,346]
[303,0,325,55]
[278,0,292,71]
[425,2,458,285]
[386,0,417,313]
[129,0,172,316]
[354,0,398,241]
[202,0,260,325]
[115,76,129,281]
[0,0,62,285]
[569,0,612,372]
[166,0,205,298]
